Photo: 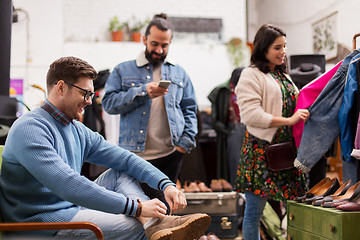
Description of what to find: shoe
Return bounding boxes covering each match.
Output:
[302,178,340,204]
[176,179,182,191]
[207,232,220,240]
[312,180,352,206]
[321,181,360,208]
[184,181,200,193]
[220,179,233,192]
[210,179,223,192]
[295,177,330,202]
[145,214,211,240]
[196,181,212,192]
[336,202,360,211]
[198,235,208,240]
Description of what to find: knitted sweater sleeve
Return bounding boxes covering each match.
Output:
[235,67,274,128]
[7,114,173,217]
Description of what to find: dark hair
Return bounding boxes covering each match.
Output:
[144,13,173,38]
[46,56,97,90]
[251,24,288,74]
[230,67,245,86]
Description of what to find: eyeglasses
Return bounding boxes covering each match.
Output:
[63,81,95,101]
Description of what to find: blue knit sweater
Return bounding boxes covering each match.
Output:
[0,106,173,225]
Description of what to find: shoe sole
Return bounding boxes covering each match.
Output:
[169,214,211,240]
[150,229,173,240]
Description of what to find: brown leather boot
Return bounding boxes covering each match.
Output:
[145,213,211,240]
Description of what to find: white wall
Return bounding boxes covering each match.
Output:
[11,0,248,111]
[247,0,360,57]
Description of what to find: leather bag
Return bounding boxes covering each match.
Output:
[265,142,295,171]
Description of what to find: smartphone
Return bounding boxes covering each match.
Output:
[158,80,171,89]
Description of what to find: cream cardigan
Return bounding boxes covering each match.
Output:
[235,66,298,143]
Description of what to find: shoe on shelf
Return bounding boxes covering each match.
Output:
[220,179,233,192]
[184,181,200,193]
[295,177,330,202]
[145,213,211,240]
[176,179,182,191]
[207,232,220,240]
[334,181,360,211]
[196,181,212,192]
[312,180,352,206]
[198,235,208,240]
[210,179,223,192]
[302,178,340,204]
[321,181,360,208]
[336,202,360,211]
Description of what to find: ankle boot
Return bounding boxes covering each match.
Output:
[145,213,211,240]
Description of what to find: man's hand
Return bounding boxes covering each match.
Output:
[146,82,168,99]
[175,146,187,154]
[140,198,168,219]
[163,185,187,213]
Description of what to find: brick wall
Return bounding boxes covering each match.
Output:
[63,0,246,42]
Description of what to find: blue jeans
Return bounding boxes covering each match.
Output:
[56,169,149,240]
[242,191,267,240]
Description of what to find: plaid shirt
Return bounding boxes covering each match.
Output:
[41,99,72,126]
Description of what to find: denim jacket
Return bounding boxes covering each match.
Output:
[294,49,360,173]
[338,53,360,162]
[102,55,198,153]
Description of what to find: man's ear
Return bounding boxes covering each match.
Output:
[55,80,66,96]
[142,35,147,46]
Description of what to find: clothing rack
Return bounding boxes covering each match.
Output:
[353,33,360,50]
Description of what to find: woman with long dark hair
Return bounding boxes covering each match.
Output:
[235,24,309,239]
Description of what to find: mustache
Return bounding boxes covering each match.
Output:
[151,51,164,57]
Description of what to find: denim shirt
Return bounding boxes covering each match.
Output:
[102,55,198,153]
[294,49,360,173]
[338,53,360,162]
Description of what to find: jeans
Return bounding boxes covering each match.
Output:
[227,122,246,186]
[139,150,184,214]
[56,169,149,240]
[242,191,267,240]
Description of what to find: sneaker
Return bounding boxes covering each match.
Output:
[145,213,211,240]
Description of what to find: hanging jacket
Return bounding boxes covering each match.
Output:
[293,61,342,148]
[338,52,360,161]
[295,49,360,173]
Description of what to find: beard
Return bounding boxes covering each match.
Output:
[145,48,166,67]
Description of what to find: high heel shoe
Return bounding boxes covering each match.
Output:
[336,184,360,211]
[312,180,352,206]
[295,177,330,203]
[302,178,340,204]
[321,181,360,208]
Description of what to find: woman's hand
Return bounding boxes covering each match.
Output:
[288,109,310,125]
[270,108,310,127]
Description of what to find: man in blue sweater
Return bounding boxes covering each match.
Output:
[0,56,210,239]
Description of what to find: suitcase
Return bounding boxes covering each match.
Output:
[176,191,240,238]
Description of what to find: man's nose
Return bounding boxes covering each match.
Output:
[155,46,163,54]
[85,97,92,105]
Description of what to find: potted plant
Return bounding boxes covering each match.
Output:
[226,37,246,67]
[130,17,149,42]
[109,16,125,41]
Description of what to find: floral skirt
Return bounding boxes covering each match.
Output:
[234,130,307,201]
